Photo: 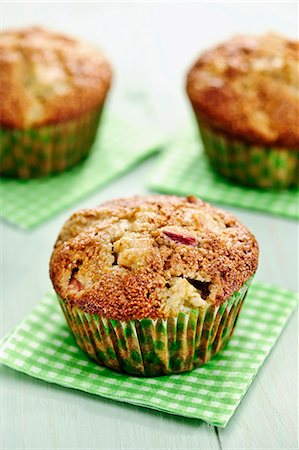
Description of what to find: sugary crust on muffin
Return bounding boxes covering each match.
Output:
[186,33,299,149]
[0,26,112,128]
[50,195,258,321]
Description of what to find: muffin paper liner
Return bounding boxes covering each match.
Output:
[58,281,249,376]
[0,107,102,178]
[198,123,299,189]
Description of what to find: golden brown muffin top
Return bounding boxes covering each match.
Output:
[186,33,299,149]
[50,195,258,321]
[0,26,112,129]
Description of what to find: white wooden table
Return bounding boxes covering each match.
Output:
[1,3,298,449]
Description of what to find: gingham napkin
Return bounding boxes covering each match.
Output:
[0,282,297,427]
[149,134,298,220]
[0,115,161,229]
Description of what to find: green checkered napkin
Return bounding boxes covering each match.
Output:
[149,134,299,220]
[0,282,297,427]
[0,115,161,229]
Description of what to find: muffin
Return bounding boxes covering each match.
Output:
[0,26,112,178]
[50,195,258,376]
[186,33,299,189]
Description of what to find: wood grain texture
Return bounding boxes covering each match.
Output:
[1,3,298,449]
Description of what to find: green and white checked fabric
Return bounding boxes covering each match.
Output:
[0,282,297,427]
[0,115,161,229]
[149,135,299,220]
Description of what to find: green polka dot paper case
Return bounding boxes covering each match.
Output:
[149,131,299,221]
[199,123,299,190]
[0,281,297,427]
[58,281,249,377]
[0,115,161,229]
[0,107,102,178]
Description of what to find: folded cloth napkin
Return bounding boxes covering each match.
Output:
[0,115,161,229]
[0,282,297,427]
[149,135,298,220]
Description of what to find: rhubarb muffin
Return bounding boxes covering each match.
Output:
[0,26,112,178]
[186,33,299,189]
[50,195,259,376]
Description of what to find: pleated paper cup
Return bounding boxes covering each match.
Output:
[0,106,102,179]
[57,280,250,377]
[197,122,299,190]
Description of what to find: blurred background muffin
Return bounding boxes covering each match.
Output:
[0,26,112,178]
[186,33,299,189]
[50,195,258,376]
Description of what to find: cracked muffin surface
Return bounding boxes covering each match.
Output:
[186,33,299,148]
[0,26,112,128]
[50,195,259,320]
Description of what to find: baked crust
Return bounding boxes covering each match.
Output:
[50,195,258,320]
[0,26,112,128]
[186,33,299,149]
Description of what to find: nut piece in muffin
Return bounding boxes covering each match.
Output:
[50,195,258,376]
[0,26,112,178]
[186,33,299,189]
